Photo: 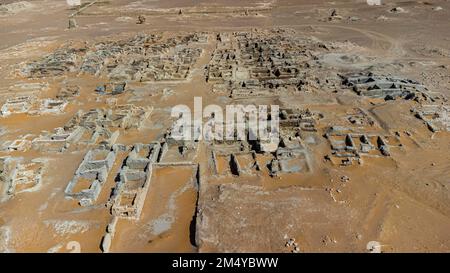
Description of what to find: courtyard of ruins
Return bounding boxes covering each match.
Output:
[0,0,449,253]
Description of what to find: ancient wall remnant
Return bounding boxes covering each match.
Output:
[280,108,321,134]
[56,85,80,101]
[5,135,33,152]
[110,142,161,220]
[0,96,35,117]
[343,72,429,100]
[0,157,45,201]
[65,104,152,131]
[20,45,85,78]
[269,137,312,176]
[64,146,117,206]
[20,33,206,83]
[25,101,145,153]
[32,126,85,152]
[412,104,450,132]
[0,157,16,202]
[324,126,401,166]
[207,30,329,98]
[1,96,69,117]
[95,82,127,95]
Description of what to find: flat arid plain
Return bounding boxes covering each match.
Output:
[0,0,449,253]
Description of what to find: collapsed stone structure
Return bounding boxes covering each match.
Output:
[159,136,199,164]
[110,142,161,220]
[210,141,260,177]
[343,72,429,100]
[20,45,83,78]
[0,96,68,117]
[95,82,127,95]
[205,113,313,177]
[34,99,68,115]
[5,135,33,152]
[0,83,79,117]
[65,103,152,131]
[3,27,449,252]
[269,137,312,177]
[0,157,45,202]
[279,108,321,135]
[32,126,119,153]
[139,45,202,82]
[29,103,150,152]
[32,126,84,152]
[64,146,117,206]
[206,30,329,97]
[99,139,199,252]
[0,96,35,117]
[344,107,377,127]
[30,102,143,152]
[157,119,200,165]
[0,82,49,100]
[412,104,450,132]
[324,126,401,166]
[21,33,207,83]
[9,160,45,195]
[210,135,311,178]
[56,85,80,101]
[0,157,15,201]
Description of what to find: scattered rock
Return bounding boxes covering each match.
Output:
[376,15,389,21]
[348,16,360,22]
[340,175,350,183]
[321,235,333,246]
[285,238,301,253]
[384,94,395,101]
[326,9,343,21]
[285,238,295,247]
[136,15,146,24]
[68,18,78,29]
[367,0,381,6]
[101,233,112,253]
[66,0,81,6]
[389,7,406,14]
[367,241,382,253]
[0,227,12,253]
